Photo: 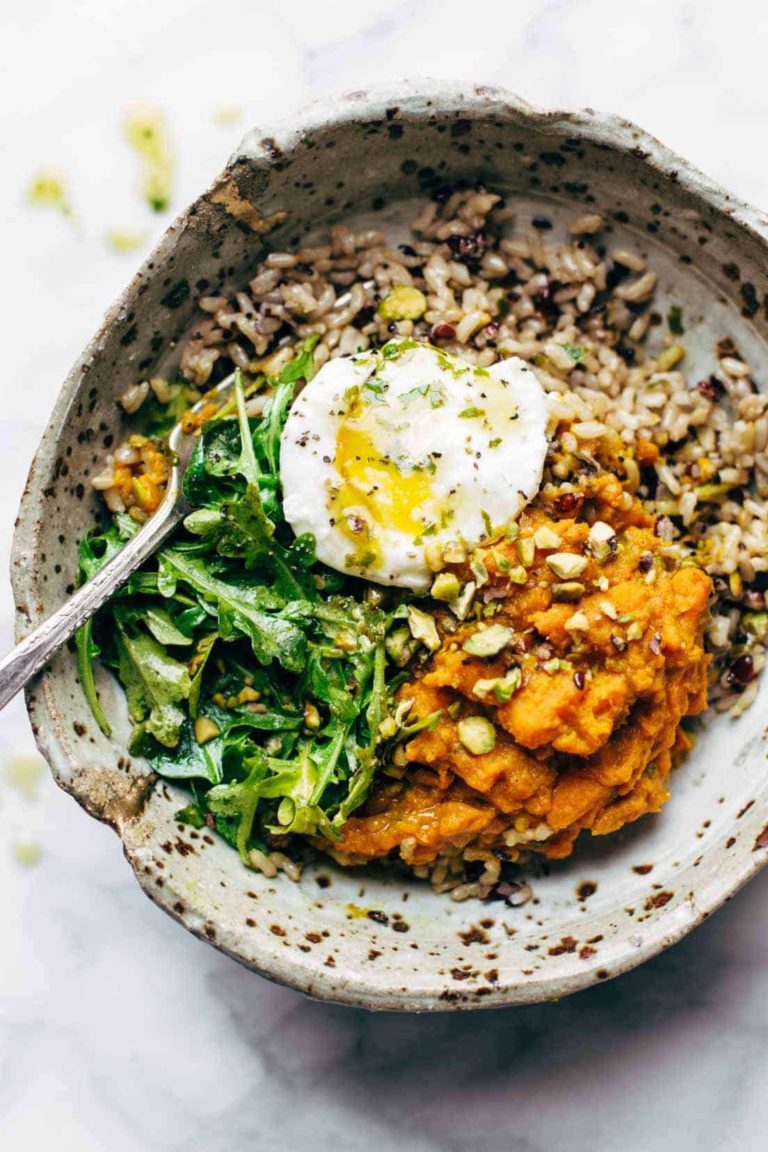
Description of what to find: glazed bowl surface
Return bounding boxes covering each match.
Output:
[13,80,768,1010]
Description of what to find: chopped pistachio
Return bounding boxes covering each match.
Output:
[407,606,441,652]
[378,285,428,321]
[656,344,685,371]
[564,610,590,633]
[277,798,296,826]
[394,698,414,726]
[378,716,398,739]
[473,677,498,700]
[431,572,461,602]
[385,626,418,666]
[596,575,610,591]
[517,536,536,567]
[533,525,562,550]
[494,667,522,701]
[552,581,586,602]
[446,700,462,719]
[546,552,588,580]
[442,539,467,564]
[474,666,522,702]
[507,565,528,585]
[599,599,618,620]
[462,623,513,657]
[424,542,445,573]
[238,687,260,703]
[744,612,768,641]
[194,716,221,744]
[452,581,476,621]
[506,522,520,541]
[303,702,321,730]
[470,552,489,588]
[586,521,617,561]
[626,621,644,641]
[392,744,408,768]
[457,715,497,755]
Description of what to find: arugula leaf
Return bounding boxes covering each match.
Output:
[159,551,307,672]
[255,336,319,476]
[143,605,194,647]
[151,721,224,783]
[75,620,111,736]
[75,514,141,736]
[299,647,359,722]
[115,612,191,748]
[188,634,217,718]
[183,421,242,507]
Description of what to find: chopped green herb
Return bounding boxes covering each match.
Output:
[667,305,684,335]
[563,342,586,364]
[400,382,448,408]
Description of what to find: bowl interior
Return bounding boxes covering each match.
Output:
[15,87,768,1009]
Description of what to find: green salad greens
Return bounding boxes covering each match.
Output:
[77,342,436,864]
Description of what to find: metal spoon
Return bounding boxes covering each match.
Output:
[0,372,240,712]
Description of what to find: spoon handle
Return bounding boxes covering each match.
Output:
[0,503,183,713]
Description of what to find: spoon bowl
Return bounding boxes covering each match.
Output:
[13,80,768,1010]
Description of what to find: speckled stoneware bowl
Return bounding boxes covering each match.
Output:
[13,81,768,1010]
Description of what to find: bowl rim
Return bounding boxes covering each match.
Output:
[13,78,768,1011]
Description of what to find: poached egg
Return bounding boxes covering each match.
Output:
[280,341,548,592]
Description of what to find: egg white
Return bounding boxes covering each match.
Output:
[280,341,548,592]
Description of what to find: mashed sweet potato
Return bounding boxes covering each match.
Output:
[339,473,712,866]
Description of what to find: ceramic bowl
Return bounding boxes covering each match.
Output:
[13,80,768,1010]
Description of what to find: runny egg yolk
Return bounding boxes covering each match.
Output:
[332,408,435,568]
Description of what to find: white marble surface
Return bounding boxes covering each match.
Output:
[3,1,768,1148]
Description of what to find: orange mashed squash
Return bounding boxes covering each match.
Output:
[338,472,712,866]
